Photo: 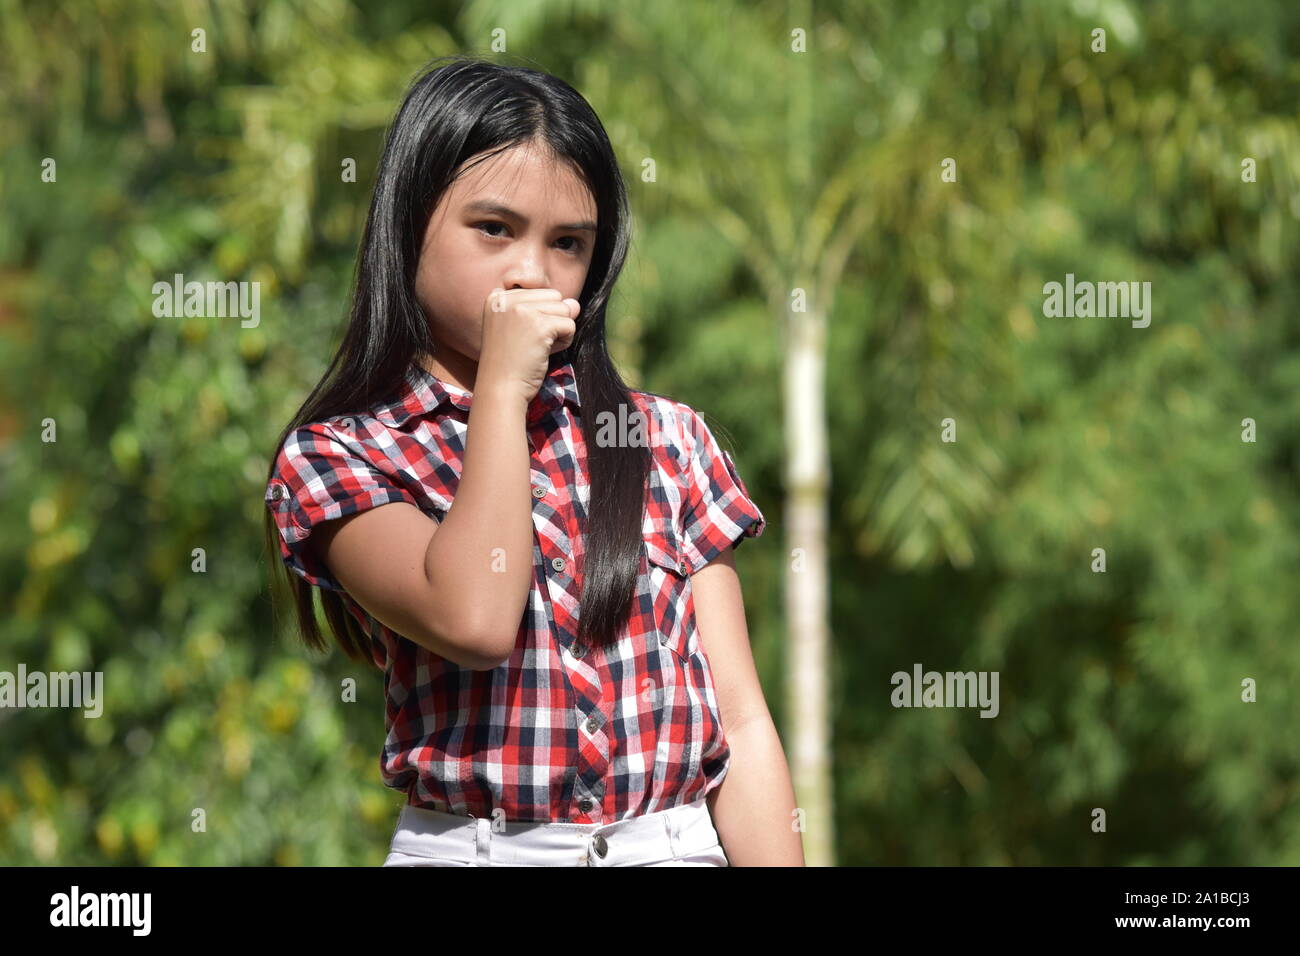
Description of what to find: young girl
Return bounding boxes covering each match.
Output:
[263,56,802,866]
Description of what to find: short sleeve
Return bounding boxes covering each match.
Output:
[680,407,766,571]
[265,423,419,591]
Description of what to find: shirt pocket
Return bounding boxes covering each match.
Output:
[641,519,697,664]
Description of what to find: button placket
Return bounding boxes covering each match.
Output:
[529,463,608,825]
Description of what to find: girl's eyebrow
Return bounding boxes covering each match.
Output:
[464,199,596,233]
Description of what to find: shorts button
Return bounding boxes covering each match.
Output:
[592,834,608,858]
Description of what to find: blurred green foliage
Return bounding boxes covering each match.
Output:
[1,0,1298,865]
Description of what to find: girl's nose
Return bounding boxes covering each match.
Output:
[504,264,549,290]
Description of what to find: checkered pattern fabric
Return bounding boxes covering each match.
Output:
[266,357,765,823]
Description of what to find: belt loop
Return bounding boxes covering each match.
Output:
[663,804,680,859]
[388,803,408,849]
[475,817,492,865]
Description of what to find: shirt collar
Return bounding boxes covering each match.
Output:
[373,354,581,429]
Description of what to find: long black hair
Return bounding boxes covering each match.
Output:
[263,55,653,665]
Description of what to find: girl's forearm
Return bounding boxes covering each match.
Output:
[707,713,806,866]
[423,384,534,667]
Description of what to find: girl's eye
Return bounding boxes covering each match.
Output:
[474,222,585,255]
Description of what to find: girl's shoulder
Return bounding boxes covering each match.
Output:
[627,388,766,557]
[268,411,409,506]
[275,408,396,461]
[265,411,431,589]
[626,388,703,467]
[625,389,749,486]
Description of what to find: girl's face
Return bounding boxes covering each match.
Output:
[414,140,598,392]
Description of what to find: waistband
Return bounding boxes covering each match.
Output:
[387,797,720,866]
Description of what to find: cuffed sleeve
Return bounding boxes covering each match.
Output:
[265,422,419,591]
[680,407,766,571]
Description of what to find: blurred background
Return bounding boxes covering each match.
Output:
[2,0,1298,866]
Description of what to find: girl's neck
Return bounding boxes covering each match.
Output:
[420,350,477,394]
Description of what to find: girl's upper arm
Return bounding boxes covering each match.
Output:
[266,423,421,589]
[676,403,770,731]
[265,423,482,666]
[692,545,769,735]
[308,502,460,660]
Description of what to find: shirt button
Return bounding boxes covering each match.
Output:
[678,559,689,575]
[532,485,546,499]
[578,797,593,814]
[551,557,566,573]
[572,643,586,659]
[585,715,599,733]
[269,484,285,502]
[592,834,608,858]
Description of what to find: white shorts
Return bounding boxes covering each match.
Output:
[382,795,729,867]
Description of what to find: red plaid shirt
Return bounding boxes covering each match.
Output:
[265,358,765,824]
